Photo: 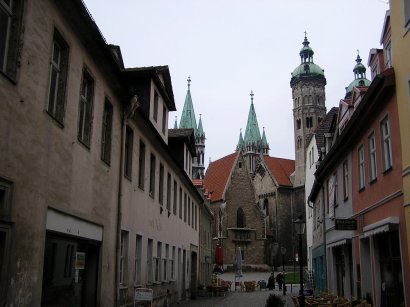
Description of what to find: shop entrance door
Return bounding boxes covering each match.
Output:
[42,233,100,306]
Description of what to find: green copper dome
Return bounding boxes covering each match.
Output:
[292,63,325,78]
[345,52,371,97]
[345,78,371,94]
[291,34,325,80]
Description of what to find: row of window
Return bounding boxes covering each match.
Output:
[296,116,322,130]
[358,116,392,190]
[294,95,324,107]
[325,116,393,214]
[45,29,116,165]
[120,231,190,286]
[124,131,198,229]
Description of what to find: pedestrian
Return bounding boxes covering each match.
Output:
[276,272,283,290]
[267,272,275,290]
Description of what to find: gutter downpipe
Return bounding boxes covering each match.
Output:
[321,183,327,292]
[115,95,139,306]
[115,106,125,306]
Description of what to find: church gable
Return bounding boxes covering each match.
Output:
[223,154,266,265]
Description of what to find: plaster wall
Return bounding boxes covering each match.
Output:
[0,1,121,305]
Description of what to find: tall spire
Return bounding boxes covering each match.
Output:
[261,127,269,155]
[179,76,197,133]
[236,128,244,152]
[197,114,204,137]
[243,90,262,145]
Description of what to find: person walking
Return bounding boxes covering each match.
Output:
[267,272,275,290]
[276,272,283,290]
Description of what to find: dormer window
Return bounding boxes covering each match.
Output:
[153,91,159,122]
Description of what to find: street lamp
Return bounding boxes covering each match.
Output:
[294,215,306,307]
[280,246,286,295]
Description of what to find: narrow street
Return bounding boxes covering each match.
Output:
[171,273,298,307]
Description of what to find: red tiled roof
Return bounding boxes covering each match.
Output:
[262,156,295,187]
[203,152,239,202]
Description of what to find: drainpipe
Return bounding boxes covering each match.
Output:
[115,95,139,306]
[321,184,327,291]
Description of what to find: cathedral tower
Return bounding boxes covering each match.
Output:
[179,76,206,179]
[236,91,269,173]
[290,34,327,186]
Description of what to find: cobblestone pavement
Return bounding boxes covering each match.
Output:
[171,272,299,307]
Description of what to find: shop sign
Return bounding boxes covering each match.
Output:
[335,218,357,230]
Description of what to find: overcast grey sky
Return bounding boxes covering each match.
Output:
[83,0,388,166]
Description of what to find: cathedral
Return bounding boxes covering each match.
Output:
[176,34,327,271]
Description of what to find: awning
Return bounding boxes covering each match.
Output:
[327,238,350,249]
[360,216,399,239]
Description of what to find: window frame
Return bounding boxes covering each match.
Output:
[138,141,146,189]
[149,154,156,198]
[77,68,94,147]
[0,0,23,81]
[166,173,171,211]
[404,0,410,29]
[358,145,365,190]
[342,160,349,201]
[159,163,164,205]
[120,230,129,285]
[380,115,393,172]
[368,131,377,182]
[124,126,133,179]
[46,29,69,125]
[153,91,159,122]
[101,98,113,165]
[134,235,142,285]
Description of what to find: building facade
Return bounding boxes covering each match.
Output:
[204,93,304,272]
[389,0,410,277]
[0,1,204,306]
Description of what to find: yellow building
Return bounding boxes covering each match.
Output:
[389,2,410,267]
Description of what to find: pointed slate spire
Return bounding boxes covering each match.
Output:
[197,114,204,137]
[261,127,270,155]
[236,129,244,151]
[243,90,262,145]
[261,127,268,146]
[173,116,178,129]
[179,76,197,134]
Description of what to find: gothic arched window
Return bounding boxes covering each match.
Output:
[296,119,301,130]
[263,199,269,217]
[237,207,246,228]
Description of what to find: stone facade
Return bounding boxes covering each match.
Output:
[223,155,266,267]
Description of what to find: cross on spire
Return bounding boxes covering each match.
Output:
[187,76,191,90]
[250,90,254,103]
[304,30,307,38]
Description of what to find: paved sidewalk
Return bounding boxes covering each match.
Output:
[171,272,298,307]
